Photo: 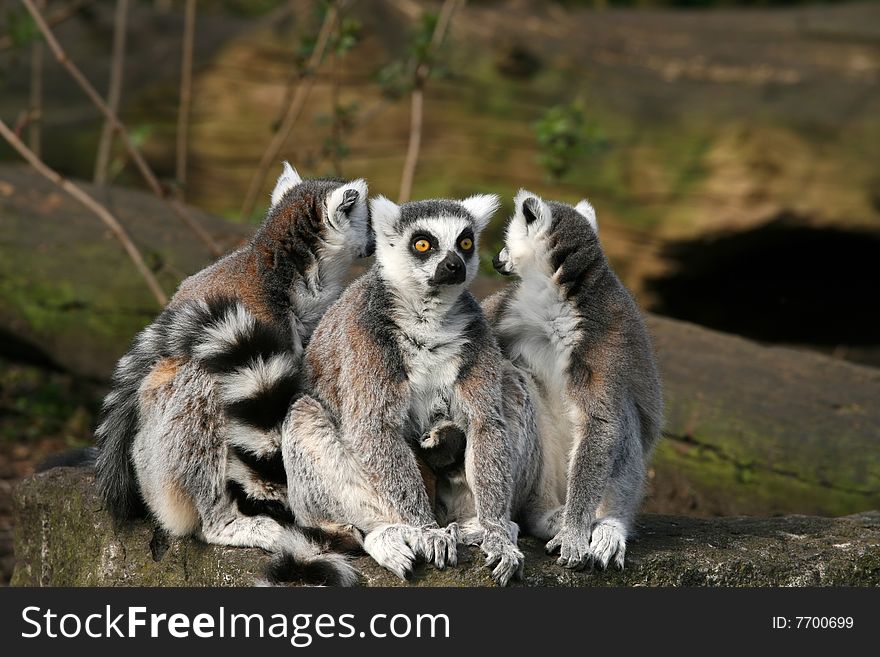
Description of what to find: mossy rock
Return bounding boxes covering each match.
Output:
[12,468,880,587]
[0,165,250,380]
[646,315,880,518]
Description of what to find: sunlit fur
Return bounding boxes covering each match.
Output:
[93,165,370,586]
[485,190,662,571]
[281,195,535,586]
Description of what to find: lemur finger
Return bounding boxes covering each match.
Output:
[492,555,520,587]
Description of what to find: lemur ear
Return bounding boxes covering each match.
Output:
[270,161,302,207]
[327,179,368,225]
[514,189,548,226]
[575,199,598,233]
[369,195,401,238]
[460,194,500,232]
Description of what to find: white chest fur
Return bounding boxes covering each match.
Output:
[397,303,471,432]
[496,273,581,500]
[496,273,580,396]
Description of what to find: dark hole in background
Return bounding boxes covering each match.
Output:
[646,213,880,367]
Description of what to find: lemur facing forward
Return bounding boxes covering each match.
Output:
[94,164,371,585]
[282,194,531,585]
[485,190,663,570]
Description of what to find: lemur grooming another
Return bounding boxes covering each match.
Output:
[485,190,663,570]
[282,194,536,586]
[94,164,372,585]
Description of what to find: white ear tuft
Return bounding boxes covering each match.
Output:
[369,195,401,237]
[270,161,303,207]
[327,179,368,224]
[460,194,500,231]
[514,188,549,226]
[575,199,598,233]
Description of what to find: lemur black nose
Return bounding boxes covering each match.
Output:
[444,257,462,272]
[430,251,466,286]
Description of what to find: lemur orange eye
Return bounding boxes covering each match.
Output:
[414,239,431,253]
[459,237,473,251]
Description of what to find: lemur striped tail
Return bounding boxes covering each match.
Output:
[95,313,175,521]
[185,298,300,515]
[95,296,299,522]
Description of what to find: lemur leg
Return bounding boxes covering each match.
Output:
[590,423,646,570]
[282,395,458,579]
[133,361,300,552]
[546,396,622,571]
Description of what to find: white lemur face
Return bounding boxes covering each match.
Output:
[270,161,373,259]
[493,189,597,278]
[370,194,499,294]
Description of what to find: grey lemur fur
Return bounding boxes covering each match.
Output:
[281,194,534,585]
[93,163,371,585]
[483,190,663,570]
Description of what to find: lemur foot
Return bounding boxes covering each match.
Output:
[481,528,524,587]
[546,518,628,571]
[419,420,460,449]
[363,524,418,580]
[546,524,592,571]
[588,518,627,570]
[416,522,459,570]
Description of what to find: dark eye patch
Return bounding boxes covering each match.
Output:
[409,232,438,260]
[456,228,475,260]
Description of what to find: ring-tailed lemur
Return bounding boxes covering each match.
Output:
[281,195,531,585]
[94,163,371,585]
[483,190,663,570]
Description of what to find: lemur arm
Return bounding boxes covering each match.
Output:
[454,322,524,585]
[337,363,438,529]
[455,364,513,534]
[559,384,621,532]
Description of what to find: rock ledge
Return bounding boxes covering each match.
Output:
[12,468,880,587]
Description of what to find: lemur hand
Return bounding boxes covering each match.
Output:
[415,522,459,570]
[546,523,592,571]
[480,526,524,586]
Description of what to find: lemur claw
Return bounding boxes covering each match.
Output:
[480,528,524,586]
[546,525,592,571]
[417,523,459,570]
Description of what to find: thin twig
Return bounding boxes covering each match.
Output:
[28,0,45,157]
[240,2,339,221]
[397,0,463,203]
[0,0,94,52]
[176,0,196,195]
[21,0,223,257]
[94,0,129,185]
[0,118,167,307]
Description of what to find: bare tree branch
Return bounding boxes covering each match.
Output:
[397,0,463,203]
[239,2,339,221]
[94,0,129,185]
[0,0,94,52]
[176,0,196,196]
[0,118,167,307]
[28,0,45,157]
[20,0,223,258]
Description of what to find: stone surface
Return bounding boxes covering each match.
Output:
[0,164,251,380]
[647,315,880,517]
[12,468,880,587]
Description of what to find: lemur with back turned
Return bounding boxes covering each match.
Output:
[282,194,539,585]
[93,164,372,585]
[484,190,663,570]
